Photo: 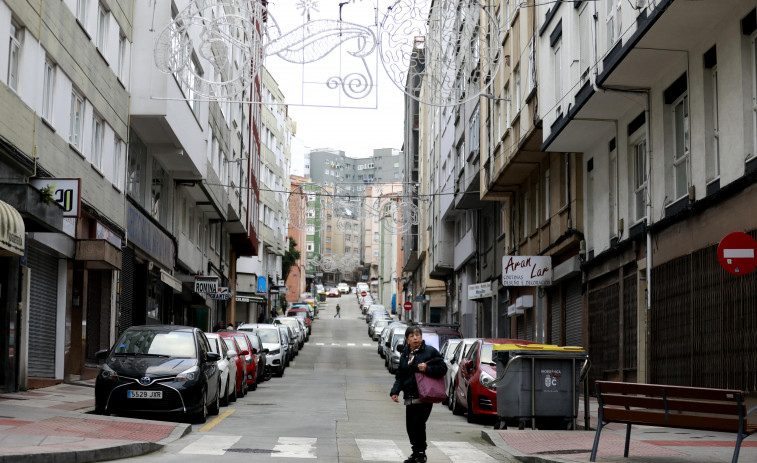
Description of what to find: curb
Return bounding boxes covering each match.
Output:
[481,430,575,463]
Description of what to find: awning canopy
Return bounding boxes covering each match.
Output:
[0,199,25,256]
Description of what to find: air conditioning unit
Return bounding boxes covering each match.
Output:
[515,295,533,309]
[507,304,524,317]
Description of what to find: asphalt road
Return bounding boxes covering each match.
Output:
[120,295,515,462]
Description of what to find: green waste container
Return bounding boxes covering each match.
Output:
[489,343,590,430]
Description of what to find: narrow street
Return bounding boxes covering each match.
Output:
[121,296,514,462]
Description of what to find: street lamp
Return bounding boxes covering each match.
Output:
[481,93,511,101]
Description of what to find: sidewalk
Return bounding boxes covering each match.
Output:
[482,396,757,463]
[0,379,190,463]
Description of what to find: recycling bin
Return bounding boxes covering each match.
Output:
[319,293,326,302]
[491,343,590,430]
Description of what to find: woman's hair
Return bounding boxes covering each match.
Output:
[404,325,423,339]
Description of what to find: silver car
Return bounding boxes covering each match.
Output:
[445,338,479,410]
[378,322,406,357]
[274,317,305,349]
[369,318,391,340]
[384,327,408,374]
[238,323,286,377]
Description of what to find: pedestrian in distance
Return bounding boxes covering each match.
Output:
[390,326,447,463]
[213,321,224,332]
[334,304,341,318]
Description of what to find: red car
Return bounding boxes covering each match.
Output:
[452,338,536,423]
[218,334,248,398]
[226,331,259,391]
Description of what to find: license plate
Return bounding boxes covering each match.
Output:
[127,390,162,399]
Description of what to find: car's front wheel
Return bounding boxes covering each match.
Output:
[192,389,208,424]
[209,381,221,416]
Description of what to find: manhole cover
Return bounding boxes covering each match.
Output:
[535,449,592,455]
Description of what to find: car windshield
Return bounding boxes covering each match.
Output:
[437,334,462,349]
[423,333,440,349]
[233,336,248,351]
[290,312,307,319]
[276,319,298,330]
[481,344,496,364]
[246,334,260,349]
[207,337,221,355]
[374,320,389,327]
[222,338,237,352]
[391,333,404,346]
[444,340,462,360]
[113,330,195,357]
[257,328,280,343]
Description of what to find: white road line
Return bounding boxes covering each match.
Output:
[331,343,340,346]
[347,343,356,346]
[316,342,325,345]
[272,437,317,459]
[362,343,372,346]
[431,441,498,463]
[355,439,405,461]
[179,435,241,455]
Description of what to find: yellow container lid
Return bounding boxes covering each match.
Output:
[493,343,585,353]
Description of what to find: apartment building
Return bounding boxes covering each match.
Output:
[538,0,757,390]
[284,175,309,303]
[236,66,292,321]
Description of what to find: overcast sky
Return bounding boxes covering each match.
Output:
[263,0,406,174]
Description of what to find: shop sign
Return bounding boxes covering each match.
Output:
[502,256,552,286]
[30,178,81,217]
[194,276,219,294]
[209,287,232,300]
[236,295,266,303]
[468,281,493,300]
[257,276,267,294]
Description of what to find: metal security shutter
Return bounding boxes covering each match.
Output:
[28,244,59,378]
[525,308,534,341]
[550,289,561,345]
[565,278,583,347]
[119,247,135,335]
[516,315,524,339]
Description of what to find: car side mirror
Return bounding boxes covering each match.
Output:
[385,342,390,347]
[252,348,258,354]
[465,360,474,373]
[262,348,270,354]
[207,352,221,362]
[227,349,238,358]
[240,350,250,356]
[95,349,108,360]
[396,343,404,352]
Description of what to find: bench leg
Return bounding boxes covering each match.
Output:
[624,423,632,458]
[590,421,604,462]
[731,433,744,463]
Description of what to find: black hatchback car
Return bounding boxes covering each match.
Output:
[94,325,222,423]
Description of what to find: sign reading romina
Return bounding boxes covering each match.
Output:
[502,256,552,286]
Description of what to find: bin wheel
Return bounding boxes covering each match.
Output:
[494,420,507,430]
[518,421,525,430]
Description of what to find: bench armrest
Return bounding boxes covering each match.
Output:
[747,405,757,416]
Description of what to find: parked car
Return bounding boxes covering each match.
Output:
[274,317,305,349]
[241,330,269,383]
[360,297,375,314]
[337,282,350,294]
[365,305,388,323]
[94,325,221,424]
[238,323,286,377]
[219,334,248,398]
[287,307,313,334]
[452,338,536,422]
[415,323,463,351]
[378,322,406,357]
[278,325,296,363]
[293,317,309,342]
[385,326,410,373]
[219,331,258,391]
[369,318,391,340]
[205,333,237,406]
[442,338,477,408]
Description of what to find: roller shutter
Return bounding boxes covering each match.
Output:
[565,278,583,347]
[27,243,59,378]
[525,308,534,341]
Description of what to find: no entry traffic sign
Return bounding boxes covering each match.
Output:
[361,291,367,297]
[403,301,413,311]
[717,232,757,275]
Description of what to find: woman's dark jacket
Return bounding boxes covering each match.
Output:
[390,340,447,399]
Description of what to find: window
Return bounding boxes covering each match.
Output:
[527,38,535,95]
[96,4,108,53]
[374,232,379,243]
[76,0,88,24]
[117,34,126,80]
[113,137,123,190]
[633,138,647,222]
[346,247,351,253]
[560,156,569,207]
[373,249,379,257]
[579,5,592,80]
[91,114,104,169]
[553,39,562,114]
[751,32,757,160]
[544,168,550,221]
[672,94,690,199]
[8,21,22,91]
[514,65,521,111]
[42,59,55,120]
[606,0,621,49]
[306,242,314,252]
[504,84,511,128]
[69,90,85,149]
[522,192,529,238]
[609,142,618,236]
[703,46,720,181]
[210,222,217,251]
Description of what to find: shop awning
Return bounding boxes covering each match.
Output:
[0,199,25,256]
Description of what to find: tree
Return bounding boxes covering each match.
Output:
[282,237,301,282]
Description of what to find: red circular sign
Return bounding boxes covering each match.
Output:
[717,232,757,275]
[361,291,367,297]
[403,301,413,311]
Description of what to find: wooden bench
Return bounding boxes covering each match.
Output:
[591,381,757,463]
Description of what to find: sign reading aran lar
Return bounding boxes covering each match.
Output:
[502,256,553,286]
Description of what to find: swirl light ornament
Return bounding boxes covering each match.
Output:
[154,0,265,99]
[379,0,501,106]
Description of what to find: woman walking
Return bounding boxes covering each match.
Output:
[390,326,447,463]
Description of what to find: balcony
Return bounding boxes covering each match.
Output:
[177,232,202,273]
[454,229,476,270]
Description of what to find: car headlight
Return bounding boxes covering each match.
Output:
[176,366,200,382]
[269,349,280,355]
[100,364,118,381]
[479,371,495,390]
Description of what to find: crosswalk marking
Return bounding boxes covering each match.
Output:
[313,342,376,347]
[355,439,405,461]
[272,437,317,459]
[179,435,241,455]
[347,343,356,346]
[432,441,498,462]
[362,343,372,346]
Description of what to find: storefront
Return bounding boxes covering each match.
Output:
[0,199,25,392]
